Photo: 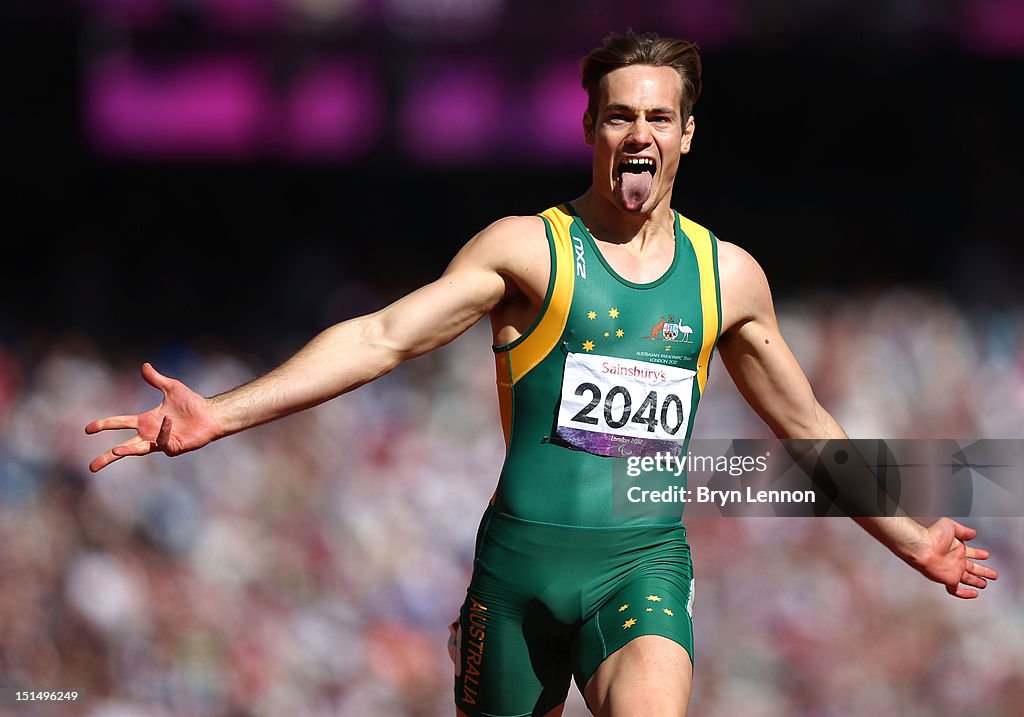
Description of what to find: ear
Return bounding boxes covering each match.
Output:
[680,115,695,155]
[583,110,595,146]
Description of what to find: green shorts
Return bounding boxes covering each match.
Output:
[452,509,694,717]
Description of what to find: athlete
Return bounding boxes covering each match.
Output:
[86,31,997,717]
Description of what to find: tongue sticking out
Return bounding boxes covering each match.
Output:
[618,169,654,212]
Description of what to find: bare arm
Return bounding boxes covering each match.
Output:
[715,242,840,440]
[716,241,997,597]
[86,215,545,471]
[210,229,512,434]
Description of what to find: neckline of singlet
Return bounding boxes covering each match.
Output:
[564,203,682,290]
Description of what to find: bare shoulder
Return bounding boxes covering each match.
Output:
[716,238,774,334]
[456,215,548,265]
[448,214,549,285]
[481,214,548,238]
[718,239,767,286]
[435,214,551,311]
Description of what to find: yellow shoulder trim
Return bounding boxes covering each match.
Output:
[678,214,720,395]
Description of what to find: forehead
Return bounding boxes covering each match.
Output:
[597,64,683,114]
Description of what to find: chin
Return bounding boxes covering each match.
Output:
[617,198,655,216]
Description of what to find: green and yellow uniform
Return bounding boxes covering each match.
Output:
[454,203,722,716]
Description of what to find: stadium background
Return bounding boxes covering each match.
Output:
[3,1,1023,715]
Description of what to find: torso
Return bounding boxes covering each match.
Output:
[487,203,722,528]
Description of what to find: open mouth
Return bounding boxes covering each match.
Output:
[617,157,656,179]
[615,157,656,211]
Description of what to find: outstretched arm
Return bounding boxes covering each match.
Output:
[86,216,542,472]
[715,241,997,598]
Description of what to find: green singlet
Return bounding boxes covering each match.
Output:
[453,203,722,716]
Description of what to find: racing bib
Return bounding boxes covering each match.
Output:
[554,352,695,458]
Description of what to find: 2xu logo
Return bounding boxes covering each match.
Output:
[572,234,586,278]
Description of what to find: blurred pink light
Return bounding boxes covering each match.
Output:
[400,62,506,165]
[525,60,591,165]
[207,0,287,31]
[86,54,271,159]
[81,0,170,28]
[280,61,382,160]
[664,0,748,50]
[962,0,1024,55]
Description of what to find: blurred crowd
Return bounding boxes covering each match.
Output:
[1,287,1022,717]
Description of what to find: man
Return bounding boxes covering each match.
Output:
[87,31,997,717]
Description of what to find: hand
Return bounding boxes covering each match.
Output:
[913,518,998,599]
[85,362,222,472]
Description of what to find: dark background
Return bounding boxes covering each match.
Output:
[5,1,1023,351]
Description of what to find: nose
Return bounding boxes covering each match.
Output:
[626,117,653,147]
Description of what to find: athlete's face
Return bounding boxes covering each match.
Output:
[584,64,695,216]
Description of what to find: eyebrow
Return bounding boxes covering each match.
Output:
[604,104,678,116]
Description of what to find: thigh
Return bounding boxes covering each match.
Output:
[583,634,693,717]
[452,577,574,716]
[573,533,695,690]
[574,569,695,716]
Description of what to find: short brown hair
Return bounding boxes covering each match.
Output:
[580,30,702,123]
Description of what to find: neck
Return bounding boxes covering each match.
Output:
[571,188,676,248]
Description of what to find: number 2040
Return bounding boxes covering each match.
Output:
[570,383,686,435]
